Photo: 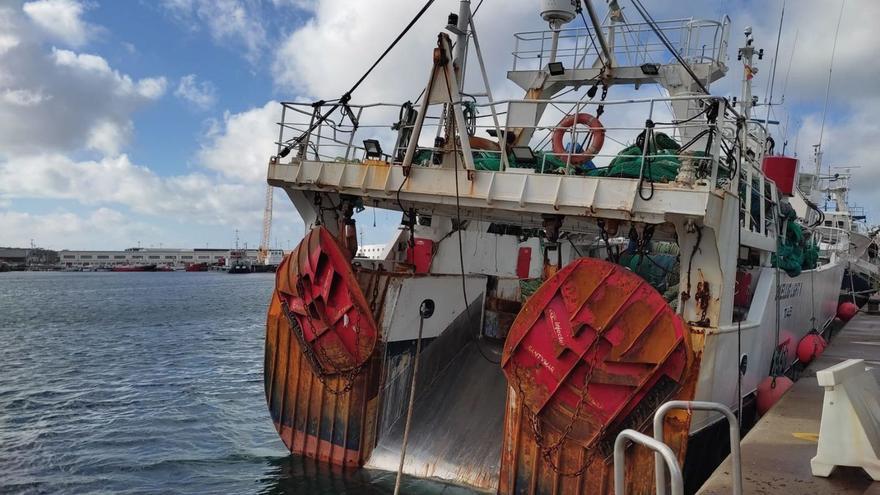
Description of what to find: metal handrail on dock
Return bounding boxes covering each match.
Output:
[654,401,742,495]
[614,429,683,495]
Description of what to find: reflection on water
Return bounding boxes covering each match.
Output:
[0,272,474,494]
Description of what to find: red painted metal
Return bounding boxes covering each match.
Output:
[734,271,752,307]
[762,156,799,196]
[796,332,827,364]
[501,257,690,449]
[516,247,532,279]
[276,226,379,374]
[264,291,381,466]
[838,301,858,322]
[756,375,794,415]
[410,238,434,274]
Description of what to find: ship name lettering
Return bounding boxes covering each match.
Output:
[526,345,556,374]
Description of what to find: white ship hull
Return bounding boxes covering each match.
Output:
[691,260,845,432]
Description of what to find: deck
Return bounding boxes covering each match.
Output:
[698,307,880,494]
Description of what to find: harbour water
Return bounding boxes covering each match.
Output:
[0,272,472,494]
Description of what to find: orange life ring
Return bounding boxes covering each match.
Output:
[551,113,605,165]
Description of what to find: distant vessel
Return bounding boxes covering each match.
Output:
[227,230,253,274]
[185,262,209,272]
[226,249,252,274]
[112,264,157,272]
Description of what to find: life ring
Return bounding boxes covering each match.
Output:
[551,113,605,165]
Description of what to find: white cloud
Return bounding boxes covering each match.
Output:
[160,0,267,63]
[0,207,162,251]
[0,153,261,224]
[22,0,93,47]
[86,119,133,156]
[2,88,50,106]
[198,100,280,183]
[0,20,167,157]
[174,74,217,110]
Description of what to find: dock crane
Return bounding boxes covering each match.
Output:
[257,184,273,265]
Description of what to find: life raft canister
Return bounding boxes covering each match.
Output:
[551,113,605,165]
[275,226,379,375]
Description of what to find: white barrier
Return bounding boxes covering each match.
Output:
[811,358,880,480]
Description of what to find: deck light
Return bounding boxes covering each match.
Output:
[511,146,537,164]
[363,139,383,160]
[640,63,660,75]
[548,62,565,76]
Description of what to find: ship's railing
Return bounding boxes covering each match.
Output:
[510,16,730,72]
[815,225,850,251]
[274,92,774,240]
[275,95,737,181]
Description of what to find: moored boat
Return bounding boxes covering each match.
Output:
[112,264,157,272]
[260,2,849,493]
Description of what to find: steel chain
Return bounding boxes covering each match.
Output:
[512,332,604,477]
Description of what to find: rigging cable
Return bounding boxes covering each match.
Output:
[628,0,710,95]
[441,48,500,365]
[817,0,846,152]
[279,0,437,157]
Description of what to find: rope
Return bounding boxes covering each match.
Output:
[280,0,437,157]
[392,307,428,495]
[440,42,499,365]
[629,0,710,95]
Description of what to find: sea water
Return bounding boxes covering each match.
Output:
[0,272,473,494]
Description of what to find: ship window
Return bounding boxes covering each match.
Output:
[181,255,193,260]
[824,221,832,226]
[63,255,74,259]
[837,221,845,228]
[97,255,109,259]
[114,255,125,259]
[131,255,143,259]
[198,256,209,260]
[80,255,92,259]
[166,256,177,259]
[148,255,160,259]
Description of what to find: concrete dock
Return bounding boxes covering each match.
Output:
[699,311,880,494]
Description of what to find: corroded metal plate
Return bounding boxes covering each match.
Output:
[501,257,691,448]
[276,226,378,374]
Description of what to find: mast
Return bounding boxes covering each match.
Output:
[763,0,785,135]
[450,0,470,90]
[815,0,847,178]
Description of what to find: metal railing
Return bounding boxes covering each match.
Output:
[654,401,742,495]
[614,429,683,495]
[510,17,730,72]
[273,92,776,224]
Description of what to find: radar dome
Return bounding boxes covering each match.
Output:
[540,0,577,25]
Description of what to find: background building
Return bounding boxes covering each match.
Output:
[57,248,260,268]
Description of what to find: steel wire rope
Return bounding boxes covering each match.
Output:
[279,0,438,157]
[629,0,710,95]
[442,52,500,366]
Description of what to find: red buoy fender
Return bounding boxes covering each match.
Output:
[796,332,827,364]
[551,113,605,165]
[756,375,794,416]
[838,301,858,322]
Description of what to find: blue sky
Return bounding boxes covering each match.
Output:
[1,0,877,250]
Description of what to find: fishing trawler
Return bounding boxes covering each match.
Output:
[808,167,879,306]
[261,1,847,493]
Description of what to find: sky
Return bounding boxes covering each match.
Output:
[0,0,877,250]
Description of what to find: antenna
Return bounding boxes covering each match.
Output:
[817,0,846,154]
[764,0,785,134]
